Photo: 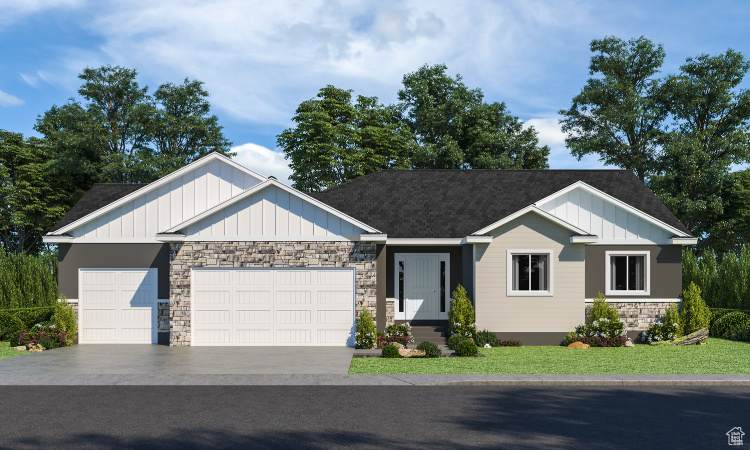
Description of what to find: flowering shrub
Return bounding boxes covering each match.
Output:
[19,323,72,349]
[562,318,627,347]
[497,339,522,347]
[377,323,413,347]
[643,319,680,343]
[355,309,377,349]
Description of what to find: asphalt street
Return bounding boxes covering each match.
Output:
[0,385,747,449]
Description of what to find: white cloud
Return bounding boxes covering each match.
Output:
[0,89,24,107]
[526,116,603,169]
[0,0,83,27]
[231,143,293,186]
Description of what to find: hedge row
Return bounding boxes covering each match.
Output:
[0,249,58,309]
[683,245,750,310]
[0,306,56,341]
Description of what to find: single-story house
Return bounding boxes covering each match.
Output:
[43,153,696,346]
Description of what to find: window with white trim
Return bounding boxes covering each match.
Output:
[605,251,650,295]
[507,250,553,296]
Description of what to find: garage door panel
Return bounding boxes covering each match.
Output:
[82,308,117,323]
[120,327,152,342]
[194,309,231,325]
[122,289,156,306]
[275,310,311,324]
[235,290,270,305]
[82,271,117,286]
[193,290,230,305]
[317,329,351,344]
[235,310,271,324]
[317,310,351,325]
[317,290,352,306]
[195,329,230,344]
[236,329,271,344]
[119,270,155,286]
[317,270,352,285]
[195,270,230,285]
[235,271,271,285]
[82,290,117,305]
[275,271,311,285]
[81,328,117,343]
[276,329,312,344]
[275,290,311,305]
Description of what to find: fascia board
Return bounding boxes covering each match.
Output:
[166,179,380,235]
[385,238,464,245]
[669,237,698,245]
[461,235,493,244]
[472,205,589,236]
[360,234,387,242]
[52,152,267,236]
[534,181,690,238]
[155,233,186,242]
[42,235,73,243]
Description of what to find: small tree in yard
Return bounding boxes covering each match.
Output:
[589,292,621,323]
[355,309,376,349]
[448,285,476,339]
[681,282,711,334]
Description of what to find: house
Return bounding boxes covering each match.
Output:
[43,153,696,346]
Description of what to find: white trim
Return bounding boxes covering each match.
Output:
[155,233,185,242]
[473,205,589,236]
[604,250,651,296]
[570,235,598,244]
[43,235,73,243]
[589,239,665,245]
[472,244,477,303]
[584,298,681,303]
[62,298,78,304]
[50,153,266,236]
[360,234,387,242]
[51,238,164,244]
[183,235,360,242]
[506,249,554,297]
[670,237,698,245]
[534,181,690,238]
[165,178,379,235]
[461,235,493,244]
[386,238,464,245]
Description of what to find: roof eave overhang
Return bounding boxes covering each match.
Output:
[155,233,186,242]
[461,235,493,244]
[669,237,698,245]
[360,233,387,242]
[42,234,73,243]
[570,235,599,244]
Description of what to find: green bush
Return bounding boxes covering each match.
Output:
[52,298,78,342]
[416,341,441,358]
[475,330,500,348]
[448,284,476,339]
[681,283,711,334]
[729,322,750,342]
[589,292,620,323]
[566,318,627,347]
[710,311,750,338]
[454,339,478,357]
[643,320,680,343]
[662,303,683,336]
[683,245,750,310]
[710,308,750,328]
[0,307,56,342]
[0,248,58,309]
[355,309,376,349]
[446,334,469,350]
[381,344,400,358]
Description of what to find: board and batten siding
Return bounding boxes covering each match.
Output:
[70,159,263,239]
[183,185,366,239]
[474,213,585,333]
[536,186,673,243]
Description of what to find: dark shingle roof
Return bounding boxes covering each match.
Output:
[310,170,691,238]
[50,183,147,233]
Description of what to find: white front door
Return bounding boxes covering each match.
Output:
[395,253,450,321]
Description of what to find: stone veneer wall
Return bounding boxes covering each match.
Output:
[585,301,681,330]
[158,302,169,333]
[169,241,377,346]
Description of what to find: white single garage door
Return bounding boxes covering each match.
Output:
[78,269,158,344]
[191,268,355,346]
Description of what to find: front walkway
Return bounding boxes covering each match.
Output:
[0,345,355,375]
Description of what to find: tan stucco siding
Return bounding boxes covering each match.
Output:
[474,213,585,333]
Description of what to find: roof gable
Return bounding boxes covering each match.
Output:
[165,179,379,239]
[51,153,266,239]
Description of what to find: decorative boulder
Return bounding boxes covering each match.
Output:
[398,348,426,358]
[624,340,635,347]
[673,328,709,346]
[393,342,405,349]
[567,342,590,348]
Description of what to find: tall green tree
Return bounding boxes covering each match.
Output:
[559,36,668,181]
[699,169,750,254]
[278,85,414,192]
[398,64,549,169]
[0,131,66,254]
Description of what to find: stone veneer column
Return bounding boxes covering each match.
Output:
[168,241,378,346]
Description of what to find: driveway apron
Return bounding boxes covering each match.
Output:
[0,345,355,375]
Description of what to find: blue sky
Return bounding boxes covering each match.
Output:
[2,1,749,184]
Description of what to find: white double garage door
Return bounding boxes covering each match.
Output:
[191,268,356,346]
[79,268,356,346]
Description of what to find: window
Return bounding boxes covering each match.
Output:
[439,261,446,312]
[507,250,553,296]
[605,251,649,295]
[398,260,404,312]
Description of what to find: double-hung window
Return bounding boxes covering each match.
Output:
[605,251,650,296]
[507,250,553,296]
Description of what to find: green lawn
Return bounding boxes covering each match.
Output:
[0,341,31,360]
[349,339,750,374]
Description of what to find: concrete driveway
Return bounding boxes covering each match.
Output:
[0,345,355,375]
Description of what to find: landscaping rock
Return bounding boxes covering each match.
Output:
[393,342,405,349]
[624,340,635,347]
[12,346,26,351]
[27,344,44,352]
[567,342,590,348]
[398,348,426,358]
[674,328,709,346]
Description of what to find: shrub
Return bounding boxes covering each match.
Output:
[474,330,500,348]
[643,319,681,343]
[681,283,711,335]
[710,311,750,338]
[416,341,441,358]
[448,285,476,339]
[497,339,522,347]
[52,298,78,342]
[355,309,377,349]
[377,322,413,347]
[0,248,58,309]
[446,334,469,350]
[454,339,478,357]
[381,344,400,358]
[18,323,72,349]
[729,322,750,342]
[660,303,683,336]
[0,307,56,342]
[589,292,620,323]
[565,318,627,347]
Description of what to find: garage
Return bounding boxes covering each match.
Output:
[78,269,159,344]
[191,268,355,346]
